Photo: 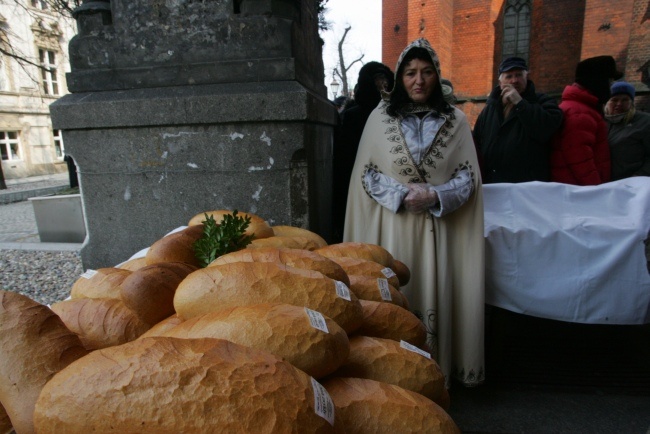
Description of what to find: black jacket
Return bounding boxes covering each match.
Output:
[472,80,563,183]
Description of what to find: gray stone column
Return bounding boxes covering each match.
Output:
[51,0,337,269]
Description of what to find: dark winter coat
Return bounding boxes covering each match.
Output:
[607,110,650,180]
[550,84,611,185]
[472,80,563,183]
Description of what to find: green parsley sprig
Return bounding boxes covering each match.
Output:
[193,210,254,268]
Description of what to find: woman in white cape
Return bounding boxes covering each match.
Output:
[344,38,485,388]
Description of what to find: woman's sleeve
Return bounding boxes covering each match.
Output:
[430,168,474,217]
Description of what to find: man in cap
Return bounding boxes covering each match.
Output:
[473,56,563,183]
[550,56,623,185]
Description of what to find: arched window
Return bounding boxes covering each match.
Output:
[502,0,531,61]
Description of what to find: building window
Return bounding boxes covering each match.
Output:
[0,131,21,161]
[502,0,531,62]
[53,129,64,158]
[39,48,58,95]
[31,0,49,10]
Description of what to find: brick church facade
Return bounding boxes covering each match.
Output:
[382,0,650,125]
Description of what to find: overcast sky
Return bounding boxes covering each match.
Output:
[320,0,382,99]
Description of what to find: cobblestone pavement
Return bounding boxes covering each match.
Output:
[0,200,40,243]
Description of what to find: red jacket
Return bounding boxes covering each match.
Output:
[550,84,611,185]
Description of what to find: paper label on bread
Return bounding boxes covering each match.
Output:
[311,377,335,426]
[400,340,432,359]
[80,269,98,279]
[377,278,392,301]
[334,281,351,301]
[381,267,397,279]
[305,308,329,333]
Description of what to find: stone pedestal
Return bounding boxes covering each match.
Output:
[51,0,336,269]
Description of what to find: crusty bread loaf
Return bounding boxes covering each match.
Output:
[34,337,336,433]
[354,300,427,349]
[0,291,88,434]
[162,303,349,379]
[348,274,408,308]
[272,225,328,248]
[326,256,401,289]
[332,336,445,406]
[137,314,184,339]
[392,259,411,286]
[209,247,350,286]
[247,235,322,251]
[323,377,459,433]
[174,262,363,334]
[144,224,204,267]
[316,242,395,268]
[51,298,151,350]
[69,267,131,300]
[188,210,274,240]
[0,403,12,434]
[119,262,197,325]
[116,256,148,271]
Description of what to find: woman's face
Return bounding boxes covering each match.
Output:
[401,58,438,103]
[606,94,632,115]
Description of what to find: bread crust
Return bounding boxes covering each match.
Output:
[145,225,204,267]
[326,256,401,289]
[70,267,131,300]
[354,300,427,349]
[271,225,328,248]
[188,210,274,240]
[348,275,408,308]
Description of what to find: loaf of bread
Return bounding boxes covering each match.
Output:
[188,210,274,240]
[354,300,427,348]
[331,336,445,406]
[116,256,148,271]
[162,303,349,378]
[326,256,401,289]
[323,377,459,433]
[174,262,363,334]
[0,403,12,434]
[119,262,197,325]
[144,224,204,267]
[70,267,132,300]
[50,297,151,350]
[392,259,411,286]
[0,290,88,434]
[34,337,337,433]
[348,274,408,308]
[247,235,322,251]
[316,242,395,268]
[271,225,328,248]
[137,314,185,339]
[209,247,350,286]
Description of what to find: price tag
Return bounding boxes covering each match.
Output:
[80,269,98,279]
[381,267,396,278]
[377,278,392,301]
[334,281,352,301]
[305,308,329,333]
[400,340,431,359]
[311,377,335,426]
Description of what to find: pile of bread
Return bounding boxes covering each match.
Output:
[0,210,460,433]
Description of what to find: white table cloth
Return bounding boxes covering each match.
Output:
[483,178,650,325]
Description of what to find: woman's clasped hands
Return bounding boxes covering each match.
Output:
[403,183,439,213]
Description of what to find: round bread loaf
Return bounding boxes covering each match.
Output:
[271,225,328,248]
[188,210,274,240]
[51,298,151,350]
[392,259,411,286]
[316,242,395,268]
[209,247,350,286]
[326,256,401,289]
[70,267,131,300]
[174,262,363,334]
[119,262,197,325]
[145,224,204,267]
[0,403,12,434]
[348,274,408,308]
[116,256,148,271]
[323,377,459,433]
[354,300,427,349]
[162,303,350,378]
[0,291,88,434]
[247,235,321,251]
[332,336,445,406]
[138,314,184,339]
[34,337,336,433]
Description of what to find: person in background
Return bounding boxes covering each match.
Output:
[333,95,348,114]
[441,78,457,105]
[331,61,394,243]
[64,154,79,189]
[604,81,650,180]
[472,57,563,183]
[550,56,622,185]
[344,38,485,388]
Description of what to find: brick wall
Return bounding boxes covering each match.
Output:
[382,0,409,71]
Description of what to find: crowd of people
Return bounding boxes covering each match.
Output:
[330,37,649,389]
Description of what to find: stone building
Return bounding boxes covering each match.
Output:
[382,0,650,125]
[0,0,76,180]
